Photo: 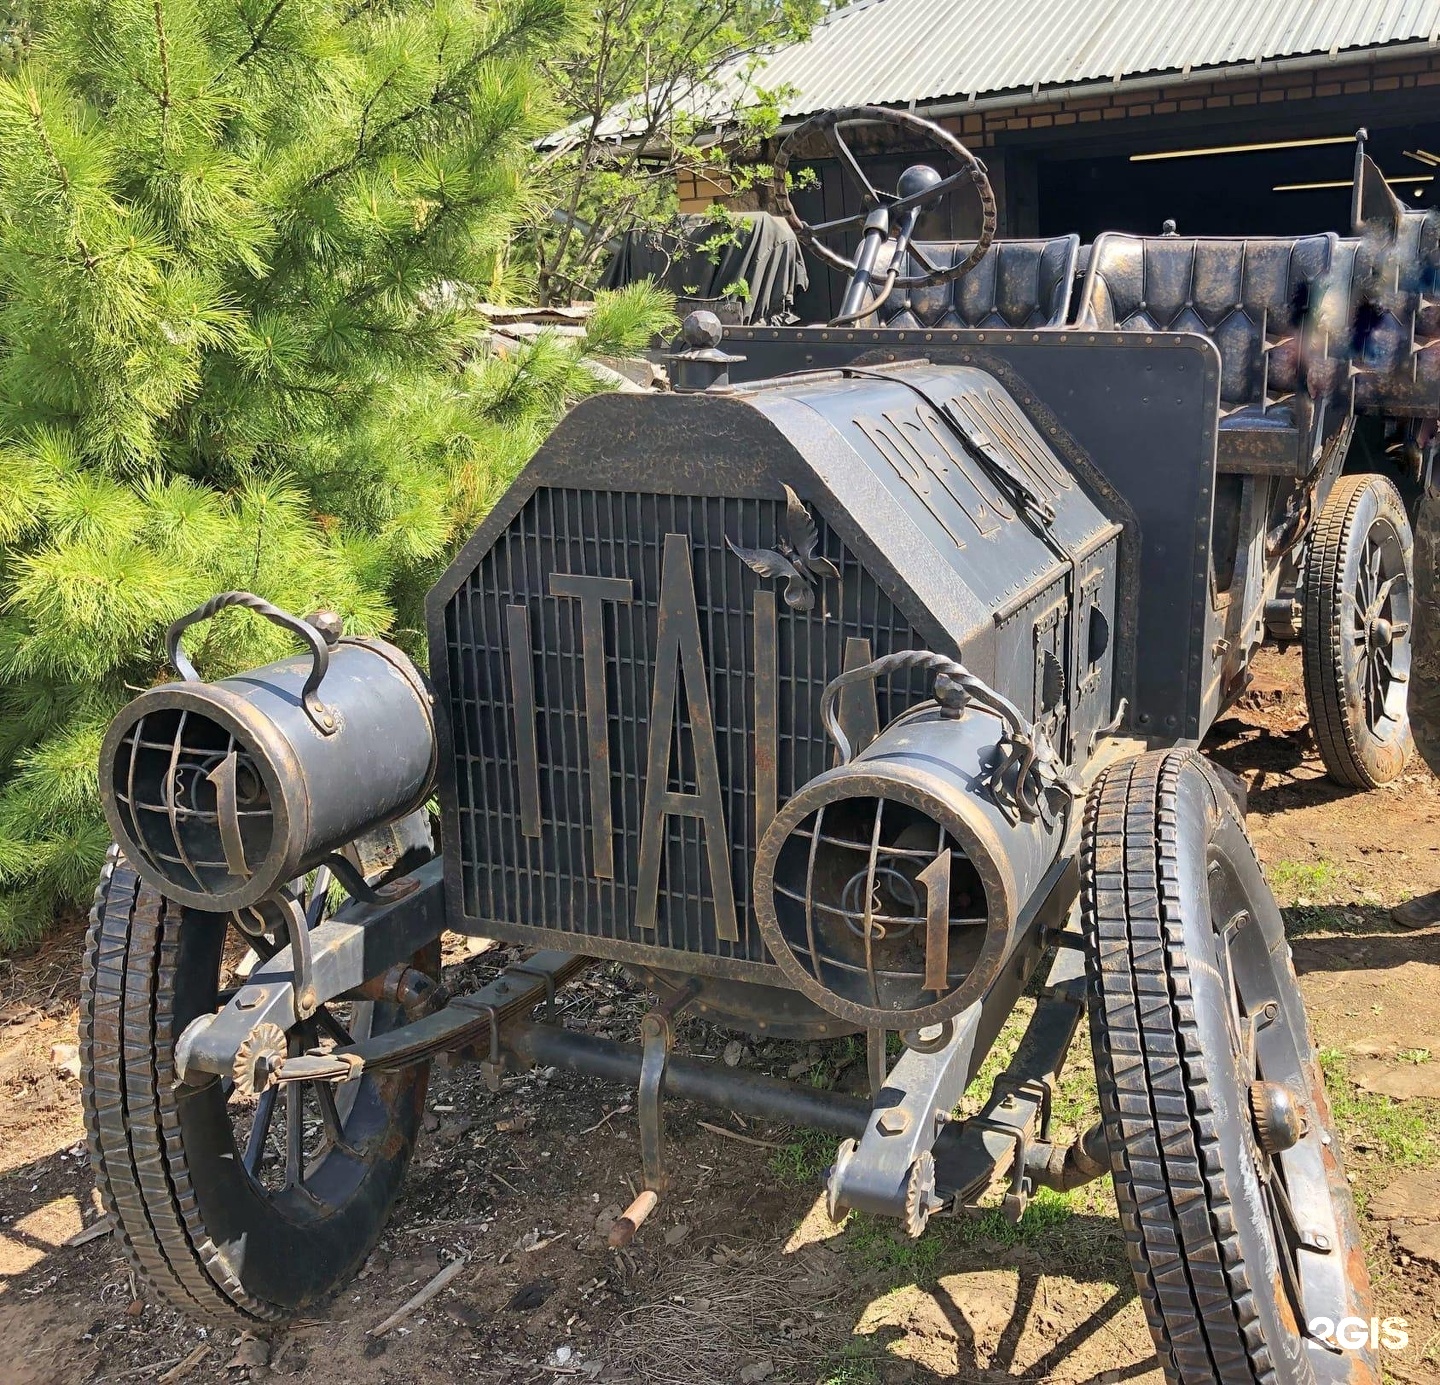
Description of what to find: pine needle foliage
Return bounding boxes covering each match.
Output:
[0,0,675,949]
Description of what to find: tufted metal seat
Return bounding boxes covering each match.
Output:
[868,235,1079,329]
[1077,232,1340,475]
[1321,209,1440,417]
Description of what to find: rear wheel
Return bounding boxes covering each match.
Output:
[1302,472,1413,787]
[81,832,435,1328]
[1081,750,1376,1385]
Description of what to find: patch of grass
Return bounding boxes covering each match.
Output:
[844,1211,954,1281]
[954,1187,1079,1249]
[802,1034,864,1091]
[953,1184,1126,1277]
[957,998,1034,1117]
[770,1127,835,1187]
[954,998,1101,1146]
[841,1185,1124,1290]
[1398,1048,1432,1065]
[816,1340,886,1385]
[1319,1048,1440,1167]
[1052,1019,1102,1133]
[1268,858,1343,904]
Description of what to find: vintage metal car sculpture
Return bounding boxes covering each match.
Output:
[82,108,1422,1384]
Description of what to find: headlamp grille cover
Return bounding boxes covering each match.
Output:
[101,602,435,912]
[765,791,992,1027]
[109,706,277,899]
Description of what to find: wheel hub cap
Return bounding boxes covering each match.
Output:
[1249,1079,1307,1155]
[1368,616,1394,650]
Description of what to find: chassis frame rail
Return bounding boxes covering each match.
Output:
[180,861,1105,1229]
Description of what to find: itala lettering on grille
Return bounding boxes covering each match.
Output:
[454,485,932,963]
[497,492,849,946]
[511,530,786,944]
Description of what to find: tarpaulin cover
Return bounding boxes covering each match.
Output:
[599,212,808,324]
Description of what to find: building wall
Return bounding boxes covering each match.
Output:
[676,47,1440,216]
[678,46,1440,319]
[930,50,1440,149]
[678,168,737,214]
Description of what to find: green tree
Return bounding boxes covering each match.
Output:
[0,0,674,947]
[533,0,820,304]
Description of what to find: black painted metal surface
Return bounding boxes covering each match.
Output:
[725,328,1220,740]
[100,597,436,912]
[428,365,1116,978]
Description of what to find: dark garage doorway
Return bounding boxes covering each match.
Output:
[1038,122,1440,240]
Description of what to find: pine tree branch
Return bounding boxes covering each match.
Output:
[220,0,291,75]
[20,83,70,193]
[0,0,597,931]
[152,0,173,120]
[307,14,549,192]
[353,63,404,165]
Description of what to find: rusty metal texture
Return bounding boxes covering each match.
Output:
[101,598,436,913]
[434,480,934,976]
[505,604,543,838]
[429,358,1118,979]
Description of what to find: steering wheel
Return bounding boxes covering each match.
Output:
[771,106,998,289]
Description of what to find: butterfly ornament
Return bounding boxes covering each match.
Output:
[726,484,841,612]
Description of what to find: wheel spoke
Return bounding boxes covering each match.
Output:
[305,865,332,931]
[312,1080,355,1156]
[1264,1177,1309,1328]
[313,1003,355,1048]
[1371,573,1400,619]
[284,1081,305,1189]
[1216,907,1255,1078]
[829,124,882,207]
[244,1087,277,1176]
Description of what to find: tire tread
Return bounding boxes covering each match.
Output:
[1302,473,1410,789]
[1082,751,1286,1385]
[81,857,284,1327]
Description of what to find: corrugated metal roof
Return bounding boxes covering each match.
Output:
[579,0,1440,140]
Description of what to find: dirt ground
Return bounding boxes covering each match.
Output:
[1,645,1438,1384]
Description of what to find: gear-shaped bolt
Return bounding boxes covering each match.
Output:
[1249,1079,1307,1156]
[903,1150,939,1239]
[232,1022,287,1099]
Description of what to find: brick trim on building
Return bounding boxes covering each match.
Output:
[678,47,1440,214]
[933,50,1440,147]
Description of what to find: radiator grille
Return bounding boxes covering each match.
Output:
[442,488,929,965]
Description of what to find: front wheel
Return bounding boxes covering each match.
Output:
[1302,472,1413,787]
[1082,750,1376,1385]
[81,833,435,1328]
